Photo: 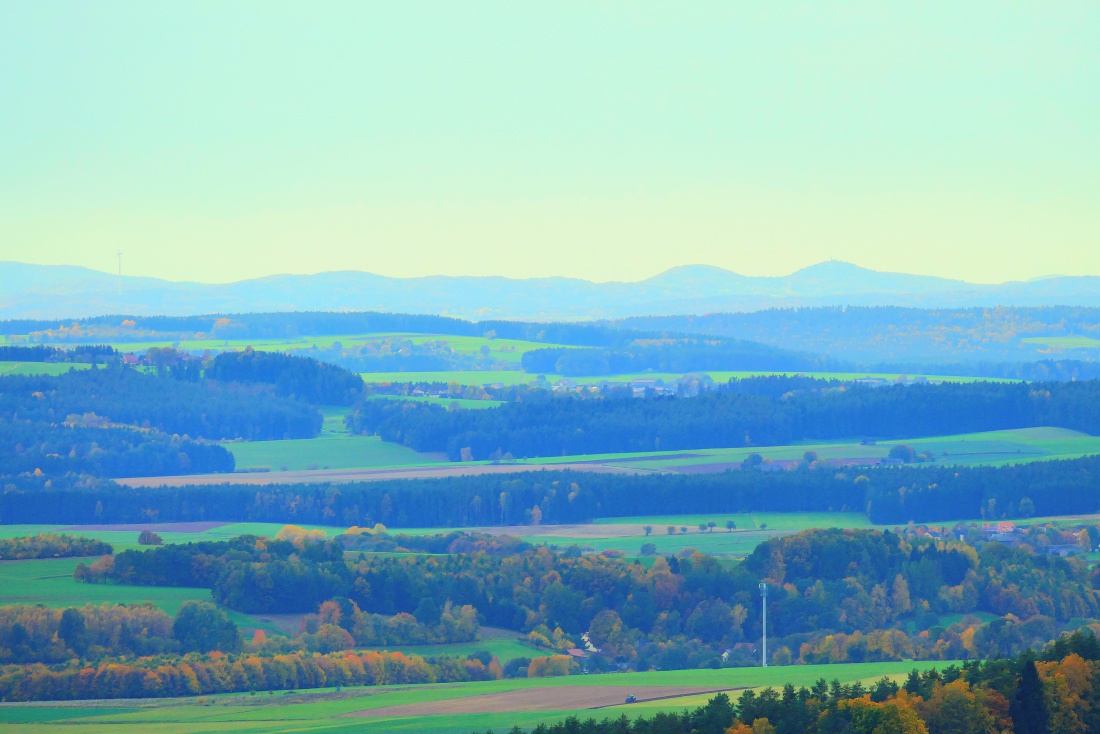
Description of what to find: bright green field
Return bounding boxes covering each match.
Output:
[0,661,951,734]
[0,361,92,376]
[0,557,279,634]
[1022,336,1100,349]
[226,435,443,472]
[507,426,1100,472]
[361,369,534,386]
[23,332,569,364]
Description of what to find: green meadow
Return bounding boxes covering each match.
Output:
[24,332,570,363]
[508,426,1100,472]
[0,661,951,734]
[361,369,533,385]
[0,361,91,376]
[226,435,443,472]
[0,557,280,634]
[219,418,1100,481]
[1021,335,1100,350]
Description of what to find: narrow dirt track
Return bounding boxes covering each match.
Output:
[344,685,738,717]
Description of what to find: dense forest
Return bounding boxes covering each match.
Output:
[5,455,1100,526]
[0,533,112,560]
[207,348,363,405]
[476,633,1100,734]
[0,365,322,440]
[71,527,1100,670]
[0,418,235,478]
[347,379,1100,460]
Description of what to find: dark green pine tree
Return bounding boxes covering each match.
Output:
[1010,659,1049,734]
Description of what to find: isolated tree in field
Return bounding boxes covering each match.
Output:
[667,526,676,535]
[640,542,657,556]
[726,520,736,532]
[643,525,653,536]
[138,530,163,546]
[680,526,688,534]
[741,453,764,470]
[699,523,708,533]
[707,521,716,532]
[889,444,917,463]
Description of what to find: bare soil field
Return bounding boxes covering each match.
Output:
[345,685,738,717]
[117,463,643,487]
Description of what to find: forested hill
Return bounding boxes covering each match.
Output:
[615,305,1100,363]
[1,311,636,346]
[0,363,332,480]
[1,366,321,440]
[348,379,1100,460]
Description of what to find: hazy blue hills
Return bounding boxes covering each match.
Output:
[4,260,1100,321]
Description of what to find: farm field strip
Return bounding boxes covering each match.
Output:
[123,426,1100,488]
[225,435,445,472]
[357,368,1019,387]
[23,333,573,361]
[0,557,279,634]
[0,661,954,734]
[1020,336,1100,349]
[366,394,504,409]
[0,361,92,376]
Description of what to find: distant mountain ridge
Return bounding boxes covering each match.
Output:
[3,260,1100,321]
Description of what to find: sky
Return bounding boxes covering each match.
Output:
[1,2,1098,285]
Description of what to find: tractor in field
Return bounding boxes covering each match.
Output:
[625,694,637,704]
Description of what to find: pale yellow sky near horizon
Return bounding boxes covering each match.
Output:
[1,3,1098,285]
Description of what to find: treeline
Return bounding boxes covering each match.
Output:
[0,533,112,560]
[476,633,1100,734]
[0,365,321,441]
[5,456,1100,527]
[347,379,1100,460]
[0,345,117,363]
[207,349,363,405]
[72,527,1100,669]
[520,340,829,376]
[0,601,237,665]
[0,647,499,702]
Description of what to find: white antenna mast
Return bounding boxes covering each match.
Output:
[759,582,768,667]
